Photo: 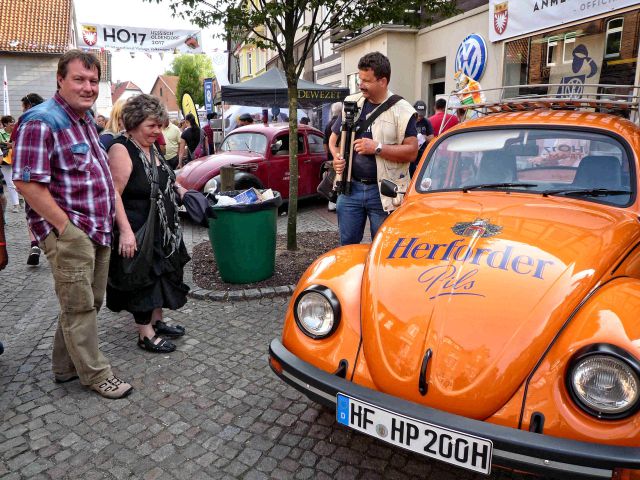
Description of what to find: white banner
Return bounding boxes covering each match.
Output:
[3,66,9,116]
[77,22,202,53]
[489,0,638,42]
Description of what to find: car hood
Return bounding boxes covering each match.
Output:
[177,151,263,190]
[361,193,640,419]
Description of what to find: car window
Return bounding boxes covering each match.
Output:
[272,134,305,156]
[418,129,633,206]
[308,134,325,154]
[220,133,267,154]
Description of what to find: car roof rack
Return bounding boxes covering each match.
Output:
[447,84,640,123]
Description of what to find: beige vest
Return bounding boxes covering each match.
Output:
[343,91,415,211]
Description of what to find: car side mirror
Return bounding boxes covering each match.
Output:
[380,179,400,198]
[271,140,282,154]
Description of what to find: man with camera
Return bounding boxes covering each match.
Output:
[329,52,418,245]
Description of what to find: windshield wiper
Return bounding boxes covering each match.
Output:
[462,182,538,192]
[542,188,631,197]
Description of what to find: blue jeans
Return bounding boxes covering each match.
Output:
[336,181,388,245]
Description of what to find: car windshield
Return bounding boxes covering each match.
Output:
[220,132,267,154]
[417,128,633,206]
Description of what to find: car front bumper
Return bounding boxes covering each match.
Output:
[269,338,640,479]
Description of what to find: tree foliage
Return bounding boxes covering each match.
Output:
[151,0,458,250]
[166,54,214,107]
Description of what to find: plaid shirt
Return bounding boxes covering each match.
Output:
[12,93,115,246]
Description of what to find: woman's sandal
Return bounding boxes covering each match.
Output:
[138,335,176,353]
[153,320,186,338]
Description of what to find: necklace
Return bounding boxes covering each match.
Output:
[128,136,155,165]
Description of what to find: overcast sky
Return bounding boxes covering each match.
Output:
[74,0,225,92]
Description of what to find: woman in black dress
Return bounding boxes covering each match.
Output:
[177,113,204,168]
[107,94,190,353]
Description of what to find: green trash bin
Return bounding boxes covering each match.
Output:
[208,190,283,284]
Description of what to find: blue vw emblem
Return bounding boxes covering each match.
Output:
[455,34,488,82]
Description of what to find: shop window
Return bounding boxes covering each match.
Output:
[546,36,559,67]
[503,13,638,102]
[605,18,623,58]
[563,32,576,64]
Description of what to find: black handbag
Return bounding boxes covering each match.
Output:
[108,150,160,291]
[317,162,337,203]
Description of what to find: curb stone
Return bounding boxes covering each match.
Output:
[189,284,295,302]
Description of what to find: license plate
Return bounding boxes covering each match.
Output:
[336,393,493,475]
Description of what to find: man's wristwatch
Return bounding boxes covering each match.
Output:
[374,142,383,155]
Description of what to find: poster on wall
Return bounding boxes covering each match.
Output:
[78,23,202,53]
[489,0,638,42]
[548,35,604,98]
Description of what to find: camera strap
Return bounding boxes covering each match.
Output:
[354,94,403,135]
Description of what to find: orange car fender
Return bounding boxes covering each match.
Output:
[282,244,370,379]
[517,277,640,446]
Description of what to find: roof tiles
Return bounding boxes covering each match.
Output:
[0,0,73,54]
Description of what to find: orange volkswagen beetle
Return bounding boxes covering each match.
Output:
[269,94,640,479]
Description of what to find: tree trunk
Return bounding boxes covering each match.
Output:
[286,75,299,251]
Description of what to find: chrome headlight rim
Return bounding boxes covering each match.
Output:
[204,177,219,195]
[293,285,341,340]
[566,343,640,420]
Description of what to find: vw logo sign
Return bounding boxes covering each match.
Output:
[454,34,488,82]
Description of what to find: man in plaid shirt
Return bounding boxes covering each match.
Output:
[13,50,132,399]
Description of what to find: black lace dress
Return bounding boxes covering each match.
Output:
[106,136,190,314]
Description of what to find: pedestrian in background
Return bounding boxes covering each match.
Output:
[236,113,254,129]
[0,116,18,212]
[14,93,46,266]
[21,93,44,113]
[323,102,342,212]
[162,117,182,169]
[429,98,459,137]
[106,94,190,353]
[178,113,201,167]
[12,50,132,399]
[100,99,125,150]
[412,100,434,177]
[95,114,107,134]
[202,112,217,155]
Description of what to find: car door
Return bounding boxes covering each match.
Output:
[268,132,305,199]
[300,132,327,196]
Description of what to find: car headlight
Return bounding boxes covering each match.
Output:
[293,285,341,339]
[204,178,219,194]
[567,344,640,419]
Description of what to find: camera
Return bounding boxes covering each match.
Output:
[343,101,359,121]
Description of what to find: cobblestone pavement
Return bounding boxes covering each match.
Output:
[0,202,526,479]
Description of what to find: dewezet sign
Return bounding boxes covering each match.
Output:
[489,0,638,42]
[77,23,202,53]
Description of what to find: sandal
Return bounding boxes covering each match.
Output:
[137,335,176,353]
[153,320,186,338]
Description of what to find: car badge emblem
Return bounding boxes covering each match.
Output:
[452,218,502,238]
[375,424,388,438]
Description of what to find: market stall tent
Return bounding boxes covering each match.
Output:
[220,68,349,108]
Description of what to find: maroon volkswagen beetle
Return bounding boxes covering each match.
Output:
[176,123,328,198]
